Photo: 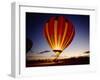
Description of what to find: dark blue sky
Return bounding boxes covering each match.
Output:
[26,12,89,53]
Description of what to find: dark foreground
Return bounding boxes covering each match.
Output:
[26,56,89,67]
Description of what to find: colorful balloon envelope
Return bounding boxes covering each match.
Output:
[44,16,75,58]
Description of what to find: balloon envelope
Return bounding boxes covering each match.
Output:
[44,16,75,57]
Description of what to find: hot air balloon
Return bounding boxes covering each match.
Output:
[44,16,75,59]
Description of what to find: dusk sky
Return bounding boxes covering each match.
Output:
[26,12,89,59]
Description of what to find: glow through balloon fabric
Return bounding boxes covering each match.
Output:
[44,16,75,57]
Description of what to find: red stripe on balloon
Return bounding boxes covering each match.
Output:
[63,19,75,50]
[57,16,65,42]
[61,19,72,49]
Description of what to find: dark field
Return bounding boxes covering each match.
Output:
[26,56,89,67]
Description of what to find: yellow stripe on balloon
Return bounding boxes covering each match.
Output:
[60,22,68,50]
[51,35,55,49]
[46,23,54,49]
[63,28,74,50]
[54,20,58,49]
[57,35,61,50]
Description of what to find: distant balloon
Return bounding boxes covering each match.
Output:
[44,16,75,58]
